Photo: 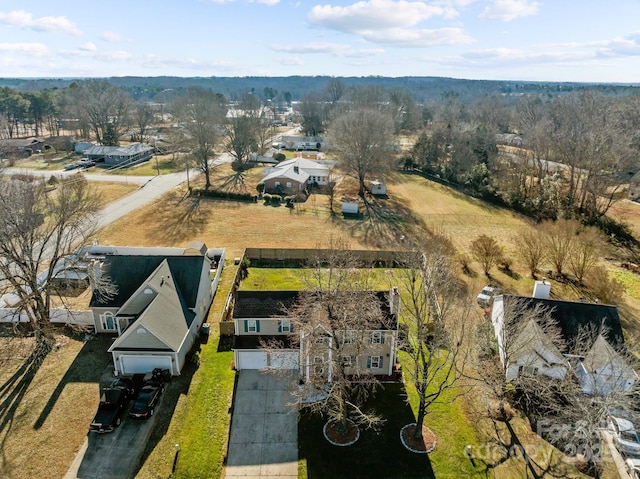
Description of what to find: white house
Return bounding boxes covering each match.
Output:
[576,334,638,395]
[263,157,330,187]
[88,242,225,376]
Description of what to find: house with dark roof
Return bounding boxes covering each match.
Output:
[232,288,400,379]
[88,242,224,376]
[1,137,45,157]
[490,282,635,394]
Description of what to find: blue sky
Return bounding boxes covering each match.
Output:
[1,0,639,82]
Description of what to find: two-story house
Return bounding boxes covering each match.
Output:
[232,288,400,380]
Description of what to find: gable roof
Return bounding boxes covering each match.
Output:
[501,295,624,347]
[90,255,204,309]
[262,163,310,184]
[109,260,194,353]
[510,319,567,365]
[276,157,329,172]
[581,334,630,373]
[85,143,153,157]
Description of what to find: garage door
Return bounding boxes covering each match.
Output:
[120,355,173,375]
[268,351,298,369]
[236,351,268,370]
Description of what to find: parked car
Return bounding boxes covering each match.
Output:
[607,416,640,456]
[78,158,95,168]
[89,382,133,433]
[627,458,640,479]
[110,377,136,397]
[477,285,500,308]
[129,382,164,419]
[63,163,79,171]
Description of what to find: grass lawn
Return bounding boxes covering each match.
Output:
[298,383,436,479]
[0,333,113,479]
[136,262,238,478]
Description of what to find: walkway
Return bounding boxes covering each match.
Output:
[226,370,298,479]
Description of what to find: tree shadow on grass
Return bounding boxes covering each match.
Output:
[334,195,429,249]
[299,382,435,479]
[0,337,58,470]
[147,192,209,244]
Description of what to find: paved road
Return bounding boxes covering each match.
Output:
[5,153,234,232]
[226,370,298,479]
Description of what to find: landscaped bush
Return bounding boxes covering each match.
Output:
[193,189,257,202]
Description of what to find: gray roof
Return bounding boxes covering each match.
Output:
[85,143,153,157]
[234,290,398,330]
[502,295,624,347]
[90,255,204,310]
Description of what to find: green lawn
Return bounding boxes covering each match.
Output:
[298,383,436,479]
[398,351,483,479]
[243,267,401,292]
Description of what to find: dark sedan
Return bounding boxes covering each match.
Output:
[129,382,164,419]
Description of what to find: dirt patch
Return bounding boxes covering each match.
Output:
[400,424,437,454]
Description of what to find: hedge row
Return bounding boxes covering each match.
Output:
[193,189,258,202]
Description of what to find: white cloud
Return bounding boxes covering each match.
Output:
[309,0,457,32]
[359,27,472,47]
[100,31,129,43]
[0,10,82,36]
[269,42,385,57]
[0,42,49,56]
[480,0,540,22]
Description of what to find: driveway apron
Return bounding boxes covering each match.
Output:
[226,370,298,479]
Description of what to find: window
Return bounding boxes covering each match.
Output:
[275,181,280,187]
[519,365,539,376]
[342,331,355,345]
[313,356,325,375]
[286,182,292,188]
[367,356,383,369]
[369,332,383,344]
[341,355,355,367]
[245,319,259,333]
[100,312,116,331]
[278,319,291,333]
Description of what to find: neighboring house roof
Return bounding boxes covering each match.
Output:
[109,259,195,353]
[2,137,43,148]
[233,289,398,330]
[509,319,567,365]
[234,291,300,318]
[85,143,153,157]
[630,171,640,184]
[581,334,629,373]
[501,295,624,347]
[90,255,203,309]
[262,163,310,184]
[276,157,329,172]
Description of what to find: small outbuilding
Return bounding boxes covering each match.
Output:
[341,196,360,215]
[370,180,387,196]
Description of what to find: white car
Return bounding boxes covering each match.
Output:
[626,458,640,479]
[477,285,500,308]
[607,416,640,456]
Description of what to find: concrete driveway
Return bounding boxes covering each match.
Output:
[63,399,160,479]
[225,370,298,479]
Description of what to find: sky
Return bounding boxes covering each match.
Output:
[1,0,640,83]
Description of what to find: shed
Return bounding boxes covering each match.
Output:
[370,180,387,195]
[341,196,359,215]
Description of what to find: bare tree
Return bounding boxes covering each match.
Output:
[470,234,504,276]
[395,239,472,442]
[66,80,132,145]
[0,174,101,353]
[515,227,547,278]
[132,102,156,142]
[568,226,605,284]
[543,219,579,278]
[329,108,395,197]
[173,87,227,190]
[225,114,259,168]
[265,242,394,438]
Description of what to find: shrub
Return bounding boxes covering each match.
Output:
[193,189,255,202]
